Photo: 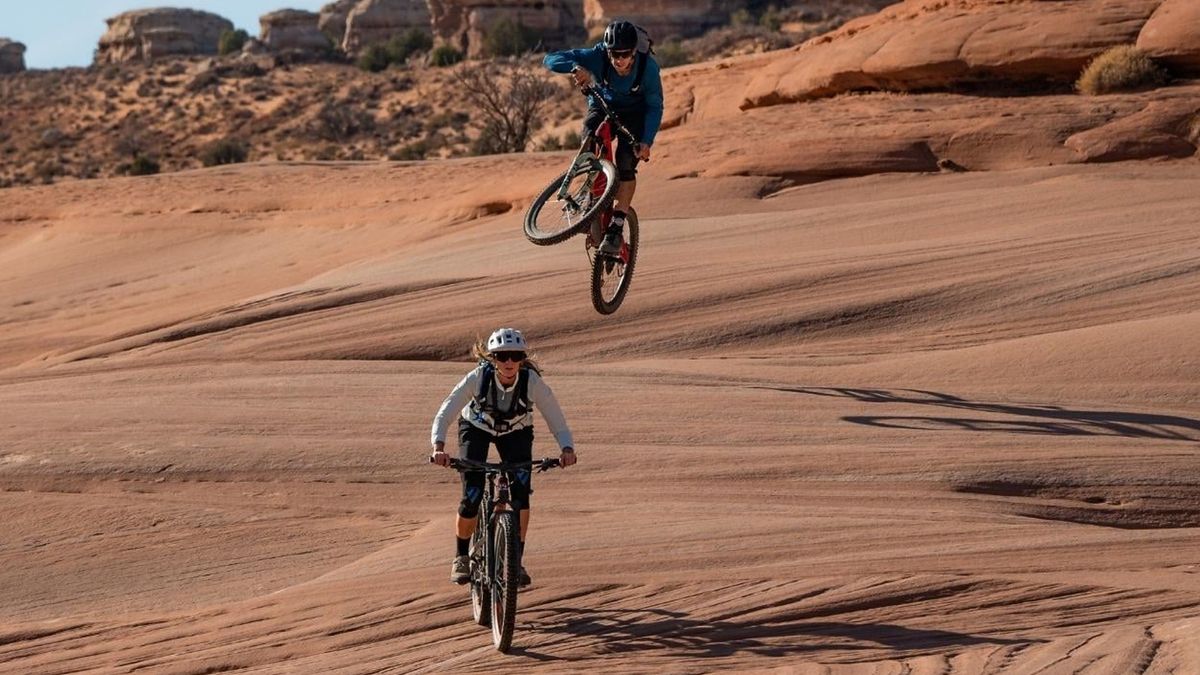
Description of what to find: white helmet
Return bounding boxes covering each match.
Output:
[487,327,528,353]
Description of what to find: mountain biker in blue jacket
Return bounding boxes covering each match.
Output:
[430,327,577,587]
[543,20,665,256]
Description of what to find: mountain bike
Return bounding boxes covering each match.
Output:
[524,84,640,315]
[443,456,560,652]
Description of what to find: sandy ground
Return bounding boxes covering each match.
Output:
[1,154,1199,673]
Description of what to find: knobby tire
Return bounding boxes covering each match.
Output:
[489,511,520,652]
[590,209,639,315]
[470,502,490,627]
[524,159,618,246]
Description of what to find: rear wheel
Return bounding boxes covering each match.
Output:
[524,158,618,246]
[489,510,520,652]
[590,208,639,315]
[470,505,490,627]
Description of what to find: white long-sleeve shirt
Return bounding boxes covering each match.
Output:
[431,365,574,450]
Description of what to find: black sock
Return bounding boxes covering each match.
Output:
[456,536,469,557]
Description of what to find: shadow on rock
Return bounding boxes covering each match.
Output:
[764,387,1200,441]
[519,606,1026,659]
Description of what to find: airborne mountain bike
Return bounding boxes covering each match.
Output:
[524,84,640,315]
[442,456,560,653]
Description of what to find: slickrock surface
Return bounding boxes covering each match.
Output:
[741,0,1199,108]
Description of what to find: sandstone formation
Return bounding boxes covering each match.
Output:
[739,0,1200,109]
[318,0,359,47]
[260,9,332,55]
[1136,0,1200,71]
[583,0,729,40]
[430,0,582,57]
[95,8,234,64]
[0,38,26,74]
[342,0,432,54]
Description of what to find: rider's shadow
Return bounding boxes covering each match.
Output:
[759,387,1200,441]
[516,607,1027,659]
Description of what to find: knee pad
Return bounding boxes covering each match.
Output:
[458,485,483,518]
[619,168,638,182]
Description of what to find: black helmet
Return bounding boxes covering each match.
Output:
[603,20,638,52]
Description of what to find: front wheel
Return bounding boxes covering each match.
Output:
[470,506,490,627]
[590,208,639,315]
[524,158,618,246]
[489,510,520,652]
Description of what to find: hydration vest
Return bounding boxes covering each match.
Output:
[466,362,533,434]
[604,51,652,94]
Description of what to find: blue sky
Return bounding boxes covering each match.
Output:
[8,1,329,69]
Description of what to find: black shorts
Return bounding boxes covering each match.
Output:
[584,104,645,182]
[456,420,534,516]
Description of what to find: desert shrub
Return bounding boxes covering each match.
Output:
[358,43,392,72]
[430,44,463,67]
[200,137,249,166]
[483,19,541,57]
[454,62,558,154]
[34,160,62,184]
[219,29,249,56]
[315,100,375,141]
[121,155,160,176]
[1076,45,1167,95]
[387,29,432,63]
[656,41,692,68]
[390,139,431,161]
[758,5,783,31]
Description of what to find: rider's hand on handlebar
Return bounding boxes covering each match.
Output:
[571,67,592,88]
[559,448,577,468]
[636,143,652,162]
[430,441,450,467]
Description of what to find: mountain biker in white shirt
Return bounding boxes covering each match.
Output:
[430,327,577,586]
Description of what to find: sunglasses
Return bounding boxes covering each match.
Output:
[492,351,526,363]
[608,49,635,60]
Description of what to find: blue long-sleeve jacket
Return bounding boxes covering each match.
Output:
[543,44,665,147]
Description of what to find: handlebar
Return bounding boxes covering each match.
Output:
[430,456,563,473]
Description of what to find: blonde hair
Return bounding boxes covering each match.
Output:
[471,339,542,375]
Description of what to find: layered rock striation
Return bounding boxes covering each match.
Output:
[741,0,1200,109]
[0,38,26,74]
[319,0,359,47]
[430,0,583,57]
[260,9,333,55]
[95,8,234,64]
[342,0,433,53]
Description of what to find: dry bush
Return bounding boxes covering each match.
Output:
[453,61,557,154]
[200,136,249,166]
[1076,45,1167,95]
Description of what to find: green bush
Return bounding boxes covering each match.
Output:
[124,155,160,176]
[1076,45,1167,95]
[387,29,433,63]
[357,43,392,72]
[201,137,249,166]
[430,44,463,67]
[218,29,249,56]
[483,19,541,57]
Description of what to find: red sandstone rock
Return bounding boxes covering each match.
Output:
[1137,0,1200,72]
